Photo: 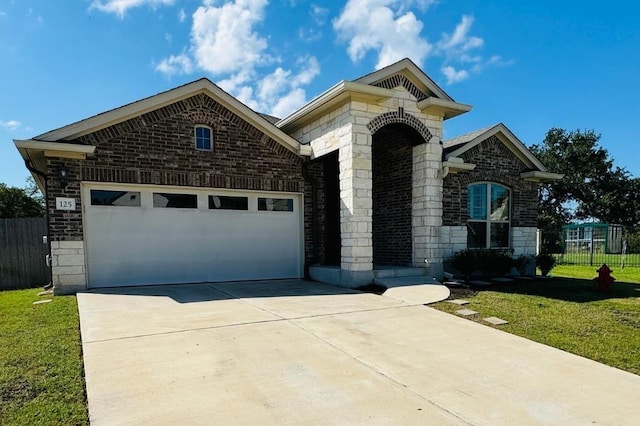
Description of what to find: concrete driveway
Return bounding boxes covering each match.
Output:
[78,280,640,425]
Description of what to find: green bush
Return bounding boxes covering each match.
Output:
[449,249,517,278]
[536,253,557,276]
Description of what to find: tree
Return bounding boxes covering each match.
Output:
[0,181,45,218]
[530,128,639,250]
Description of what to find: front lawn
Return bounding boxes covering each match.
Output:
[551,264,640,283]
[0,289,88,425]
[433,277,640,376]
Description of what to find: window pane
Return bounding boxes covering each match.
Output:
[153,193,197,208]
[258,197,294,212]
[490,223,510,248]
[490,184,509,221]
[195,126,212,151]
[90,190,141,207]
[467,184,487,220]
[467,222,487,248]
[208,195,248,210]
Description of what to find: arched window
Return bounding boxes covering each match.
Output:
[467,182,510,248]
[194,125,213,151]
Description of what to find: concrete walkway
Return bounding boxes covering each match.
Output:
[78,280,640,425]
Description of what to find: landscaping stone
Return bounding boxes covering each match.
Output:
[38,290,53,296]
[484,317,509,325]
[446,299,470,305]
[33,299,52,305]
[455,308,478,316]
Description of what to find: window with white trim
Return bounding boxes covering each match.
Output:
[194,125,213,151]
[467,183,510,248]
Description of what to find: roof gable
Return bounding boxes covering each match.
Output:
[443,123,548,172]
[354,58,454,102]
[35,78,303,156]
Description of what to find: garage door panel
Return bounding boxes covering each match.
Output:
[84,186,302,288]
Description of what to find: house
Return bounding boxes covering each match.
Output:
[14,59,561,294]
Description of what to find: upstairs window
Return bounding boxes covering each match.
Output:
[195,125,212,151]
[467,183,510,248]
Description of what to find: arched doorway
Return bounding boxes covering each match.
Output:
[371,123,425,266]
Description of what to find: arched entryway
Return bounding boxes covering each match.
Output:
[371,123,426,266]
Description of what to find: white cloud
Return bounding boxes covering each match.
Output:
[155,53,193,76]
[90,0,174,18]
[164,32,172,43]
[333,0,436,69]
[156,1,321,117]
[311,5,329,25]
[437,15,483,60]
[435,15,512,84]
[0,120,21,131]
[441,65,468,84]
[178,8,186,22]
[190,0,270,75]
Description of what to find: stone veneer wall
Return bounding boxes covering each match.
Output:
[290,86,444,282]
[46,93,305,293]
[441,226,467,260]
[50,241,86,295]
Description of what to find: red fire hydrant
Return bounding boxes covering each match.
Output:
[594,264,615,292]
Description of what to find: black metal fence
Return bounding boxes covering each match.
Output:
[551,225,640,267]
[0,217,49,290]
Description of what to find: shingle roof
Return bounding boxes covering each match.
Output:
[442,124,498,154]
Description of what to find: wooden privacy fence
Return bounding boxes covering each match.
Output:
[0,217,49,290]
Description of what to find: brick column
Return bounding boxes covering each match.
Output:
[412,142,444,279]
[338,136,373,285]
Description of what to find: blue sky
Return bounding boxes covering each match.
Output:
[1,0,639,188]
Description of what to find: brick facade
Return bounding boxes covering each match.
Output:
[47,93,305,242]
[443,135,538,228]
[372,124,414,265]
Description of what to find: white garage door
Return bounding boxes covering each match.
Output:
[83,184,302,288]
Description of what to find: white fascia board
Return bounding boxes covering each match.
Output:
[14,139,96,154]
[277,81,393,130]
[446,123,548,171]
[520,171,564,182]
[416,97,472,120]
[355,58,455,102]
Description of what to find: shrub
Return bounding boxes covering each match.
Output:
[449,249,515,279]
[536,253,557,276]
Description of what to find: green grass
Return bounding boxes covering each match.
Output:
[551,264,640,284]
[433,275,640,375]
[555,252,640,268]
[0,289,88,425]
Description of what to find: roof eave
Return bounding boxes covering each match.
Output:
[35,79,303,156]
[277,81,394,131]
[417,97,472,120]
[355,58,455,102]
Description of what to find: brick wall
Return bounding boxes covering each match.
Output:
[443,135,538,228]
[46,94,305,240]
[303,159,326,266]
[372,124,413,265]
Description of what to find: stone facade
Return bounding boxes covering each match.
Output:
[292,86,445,284]
[50,241,86,294]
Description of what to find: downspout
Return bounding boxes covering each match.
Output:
[24,158,52,289]
[302,159,319,279]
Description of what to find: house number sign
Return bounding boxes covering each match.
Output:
[56,197,76,211]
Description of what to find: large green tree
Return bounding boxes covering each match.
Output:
[0,179,45,218]
[530,128,639,250]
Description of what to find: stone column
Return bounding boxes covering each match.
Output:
[338,134,373,286]
[412,141,444,279]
